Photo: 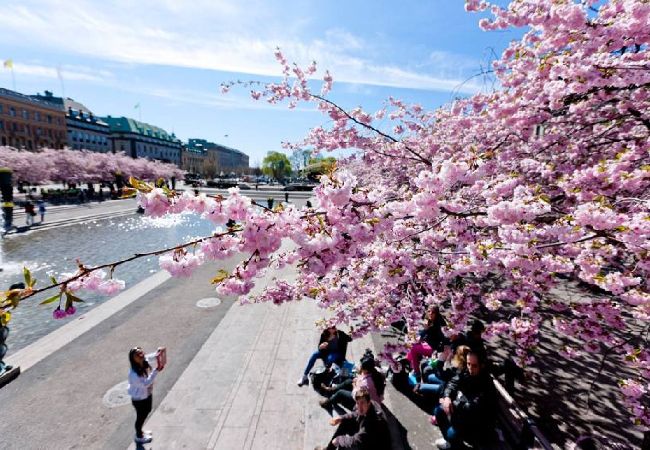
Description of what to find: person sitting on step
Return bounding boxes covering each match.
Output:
[433,350,497,450]
[320,354,385,413]
[316,387,391,450]
[298,325,352,387]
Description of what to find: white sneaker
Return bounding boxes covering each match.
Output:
[142,430,153,437]
[134,435,153,444]
[297,375,309,386]
[435,438,451,449]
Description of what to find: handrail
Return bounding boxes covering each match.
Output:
[492,377,554,450]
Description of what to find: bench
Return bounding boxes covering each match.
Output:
[493,377,553,450]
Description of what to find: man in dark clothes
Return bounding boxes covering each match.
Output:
[434,351,497,449]
[317,388,391,450]
[298,325,352,386]
[461,318,524,392]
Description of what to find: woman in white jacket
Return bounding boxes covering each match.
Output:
[128,347,164,444]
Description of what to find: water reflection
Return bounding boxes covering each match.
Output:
[0,213,217,354]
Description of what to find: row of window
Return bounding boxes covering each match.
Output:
[0,103,63,125]
[69,129,110,145]
[137,144,179,160]
[1,136,63,150]
[71,144,111,151]
[0,119,64,139]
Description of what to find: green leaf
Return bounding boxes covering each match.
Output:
[23,267,32,288]
[64,292,73,310]
[40,294,61,305]
[69,294,85,303]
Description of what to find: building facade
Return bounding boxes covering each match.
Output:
[33,92,113,153]
[0,88,67,149]
[181,144,207,175]
[187,138,249,175]
[103,116,182,166]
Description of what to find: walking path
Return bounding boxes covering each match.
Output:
[126,262,433,450]
[1,196,441,449]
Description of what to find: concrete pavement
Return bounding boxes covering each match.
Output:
[127,260,438,450]
[1,194,441,449]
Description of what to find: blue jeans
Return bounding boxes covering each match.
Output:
[418,382,444,397]
[303,350,342,375]
[434,405,459,446]
[417,373,445,396]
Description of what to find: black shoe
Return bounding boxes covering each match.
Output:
[319,399,333,414]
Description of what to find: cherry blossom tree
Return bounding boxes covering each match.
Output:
[0,147,183,185]
[2,0,648,430]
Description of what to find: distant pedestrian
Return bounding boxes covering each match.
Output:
[24,201,36,226]
[127,346,166,444]
[37,200,46,223]
[284,192,289,203]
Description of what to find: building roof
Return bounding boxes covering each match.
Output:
[0,88,65,112]
[188,138,247,157]
[102,116,181,143]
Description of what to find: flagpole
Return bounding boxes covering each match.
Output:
[57,65,65,98]
[10,67,15,91]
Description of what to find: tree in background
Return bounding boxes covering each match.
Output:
[261,151,292,182]
[0,147,183,185]
[305,156,336,180]
[3,0,649,436]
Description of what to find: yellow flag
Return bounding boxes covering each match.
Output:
[3,59,13,69]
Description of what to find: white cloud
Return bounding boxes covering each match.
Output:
[8,62,113,83]
[0,0,484,94]
[134,86,318,113]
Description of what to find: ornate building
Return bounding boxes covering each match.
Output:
[187,138,249,175]
[0,88,67,149]
[33,92,111,153]
[102,116,182,166]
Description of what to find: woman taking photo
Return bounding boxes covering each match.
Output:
[128,346,165,444]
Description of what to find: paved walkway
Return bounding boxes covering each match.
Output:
[127,259,435,449]
[2,194,441,449]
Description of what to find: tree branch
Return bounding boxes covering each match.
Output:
[309,93,432,166]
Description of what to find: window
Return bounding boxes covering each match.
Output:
[0,120,3,130]
[35,111,40,121]
[0,104,3,114]
[9,107,16,117]
[47,115,52,124]
[22,110,28,120]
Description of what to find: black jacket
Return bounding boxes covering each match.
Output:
[319,329,352,361]
[335,401,391,450]
[418,316,446,350]
[443,370,497,429]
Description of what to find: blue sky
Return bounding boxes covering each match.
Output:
[0,0,519,166]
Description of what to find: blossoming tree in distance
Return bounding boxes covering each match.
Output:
[2,0,648,430]
[0,147,184,185]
